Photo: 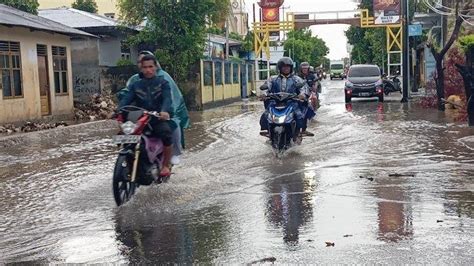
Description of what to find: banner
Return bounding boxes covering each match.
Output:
[374,0,401,25]
[258,0,284,8]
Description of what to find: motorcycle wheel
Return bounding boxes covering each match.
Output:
[113,155,136,206]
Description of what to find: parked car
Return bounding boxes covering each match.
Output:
[344,64,384,103]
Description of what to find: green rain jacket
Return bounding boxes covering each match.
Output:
[117,70,190,147]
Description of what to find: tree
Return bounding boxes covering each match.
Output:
[456,34,474,125]
[283,29,329,67]
[426,0,472,111]
[72,0,98,13]
[118,0,230,82]
[0,0,39,14]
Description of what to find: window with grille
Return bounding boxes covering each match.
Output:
[52,46,68,94]
[0,41,22,98]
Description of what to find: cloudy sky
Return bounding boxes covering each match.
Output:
[244,0,361,59]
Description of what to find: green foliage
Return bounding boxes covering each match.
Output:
[284,29,329,67]
[459,34,474,52]
[241,32,254,53]
[0,0,39,14]
[345,0,387,66]
[72,0,98,13]
[118,0,230,82]
[116,58,134,66]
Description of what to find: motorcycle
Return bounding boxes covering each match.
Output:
[383,72,402,95]
[112,106,172,206]
[262,92,302,155]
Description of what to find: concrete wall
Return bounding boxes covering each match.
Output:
[0,26,74,124]
[98,36,121,67]
[71,38,101,102]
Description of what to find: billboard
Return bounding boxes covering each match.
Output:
[374,0,401,25]
[258,0,284,8]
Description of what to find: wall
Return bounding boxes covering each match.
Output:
[71,37,100,102]
[0,26,74,123]
[198,60,256,109]
[98,36,122,67]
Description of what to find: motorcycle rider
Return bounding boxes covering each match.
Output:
[117,51,190,165]
[259,57,308,140]
[118,54,174,177]
[298,62,316,137]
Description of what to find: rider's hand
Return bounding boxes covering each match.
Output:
[298,94,306,101]
[159,112,170,121]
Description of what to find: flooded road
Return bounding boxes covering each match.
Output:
[1,79,473,263]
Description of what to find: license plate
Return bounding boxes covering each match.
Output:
[360,93,370,96]
[112,135,141,144]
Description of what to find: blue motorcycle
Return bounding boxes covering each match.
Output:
[264,92,302,153]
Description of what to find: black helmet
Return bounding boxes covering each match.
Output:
[277,57,294,73]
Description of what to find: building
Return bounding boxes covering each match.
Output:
[0,4,93,124]
[230,0,249,37]
[39,7,139,102]
[39,0,119,17]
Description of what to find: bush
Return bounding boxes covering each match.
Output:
[116,58,134,66]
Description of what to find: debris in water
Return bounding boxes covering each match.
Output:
[359,176,365,179]
[325,242,335,247]
[389,173,416,177]
[437,220,444,223]
[306,239,314,242]
[343,234,353,237]
[250,257,277,264]
[366,177,374,181]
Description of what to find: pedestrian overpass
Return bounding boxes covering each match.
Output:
[253,9,403,80]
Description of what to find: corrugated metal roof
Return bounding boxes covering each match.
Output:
[0,4,94,37]
[38,7,121,29]
[208,34,242,46]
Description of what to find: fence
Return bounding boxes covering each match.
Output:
[200,59,255,107]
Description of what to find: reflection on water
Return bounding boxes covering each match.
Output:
[375,177,413,242]
[114,205,230,264]
[264,160,315,245]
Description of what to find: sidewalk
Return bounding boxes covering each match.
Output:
[0,120,117,148]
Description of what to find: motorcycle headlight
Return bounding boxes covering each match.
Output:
[121,121,137,135]
[273,115,286,124]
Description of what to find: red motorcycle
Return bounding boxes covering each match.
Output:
[112,106,171,206]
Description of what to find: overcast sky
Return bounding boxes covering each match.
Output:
[244,0,360,60]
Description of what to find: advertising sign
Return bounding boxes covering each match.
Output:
[408,24,422,36]
[262,7,279,22]
[374,0,401,25]
[258,0,284,8]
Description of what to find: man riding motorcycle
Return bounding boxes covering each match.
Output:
[298,62,316,137]
[259,57,308,140]
[117,51,190,164]
[118,54,174,177]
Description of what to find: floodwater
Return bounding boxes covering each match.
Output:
[1,80,473,263]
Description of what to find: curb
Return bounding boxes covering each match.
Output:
[0,120,118,148]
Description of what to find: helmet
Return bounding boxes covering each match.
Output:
[300,62,310,69]
[277,57,294,73]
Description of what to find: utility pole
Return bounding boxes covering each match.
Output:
[225,19,230,59]
[401,0,409,103]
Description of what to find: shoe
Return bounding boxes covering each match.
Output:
[301,131,315,137]
[160,166,171,177]
[171,155,181,165]
[259,130,269,137]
